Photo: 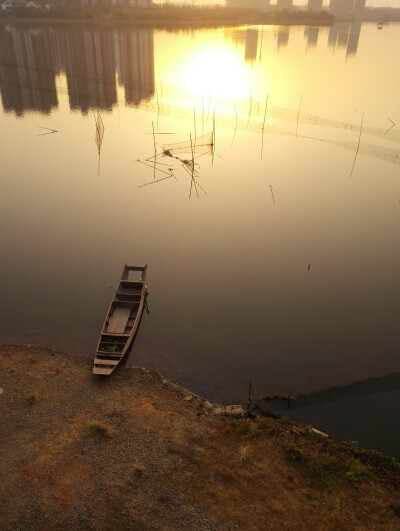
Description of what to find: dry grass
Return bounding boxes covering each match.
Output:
[238,444,251,464]
[164,417,400,530]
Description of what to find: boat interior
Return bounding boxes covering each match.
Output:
[116,281,145,301]
[104,301,140,335]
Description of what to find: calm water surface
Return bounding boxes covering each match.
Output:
[0,22,399,423]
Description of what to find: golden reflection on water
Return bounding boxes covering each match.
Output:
[149,25,400,168]
[156,32,252,100]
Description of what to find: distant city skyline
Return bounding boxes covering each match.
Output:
[154,0,399,8]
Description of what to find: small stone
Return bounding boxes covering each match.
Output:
[311,428,328,437]
[204,401,213,409]
[184,395,193,402]
[212,407,224,416]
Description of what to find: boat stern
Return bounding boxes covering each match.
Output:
[93,365,115,376]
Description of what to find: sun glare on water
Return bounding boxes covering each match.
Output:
[155,31,252,104]
[179,45,249,99]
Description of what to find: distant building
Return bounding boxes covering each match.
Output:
[1,0,29,11]
[307,0,323,11]
[276,0,293,9]
[226,0,270,10]
[329,0,353,14]
[353,0,366,12]
[79,0,152,5]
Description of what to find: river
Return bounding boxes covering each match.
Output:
[0,20,399,456]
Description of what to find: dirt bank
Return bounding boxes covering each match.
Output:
[1,345,399,530]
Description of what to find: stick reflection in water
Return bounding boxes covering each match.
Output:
[137,131,214,198]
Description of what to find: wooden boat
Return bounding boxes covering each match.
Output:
[93,264,148,375]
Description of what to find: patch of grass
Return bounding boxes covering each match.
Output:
[256,417,275,432]
[225,420,253,436]
[345,459,365,484]
[88,421,112,438]
[285,445,341,489]
[224,419,273,439]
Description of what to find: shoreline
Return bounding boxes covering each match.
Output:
[4,343,399,460]
[1,7,399,28]
[0,17,334,28]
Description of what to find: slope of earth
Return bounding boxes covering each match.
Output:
[0,345,399,530]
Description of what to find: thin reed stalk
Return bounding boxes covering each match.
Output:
[231,100,238,146]
[152,121,156,179]
[269,185,276,205]
[296,94,302,138]
[261,94,268,159]
[350,112,364,178]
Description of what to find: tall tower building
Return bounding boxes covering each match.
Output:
[329,0,353,13]
[276,0,293,8]
[307,0,323,10]
[226,0,270,9]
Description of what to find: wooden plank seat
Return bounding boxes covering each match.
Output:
[93,367,115,375]
[106,306,131,334]
[95,352,123,358]
[94,359,119,366]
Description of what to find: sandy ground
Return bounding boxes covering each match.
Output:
[1,345,399,530]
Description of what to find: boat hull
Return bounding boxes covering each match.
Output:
[93,265,147,375]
